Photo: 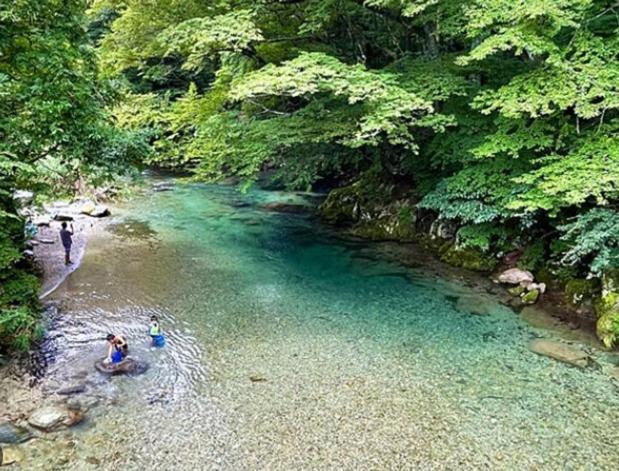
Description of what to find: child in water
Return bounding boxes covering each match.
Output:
[149,315,165,348]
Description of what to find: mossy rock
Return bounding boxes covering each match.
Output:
[593,270,619,348]
[439,245,497,272]
[565,278,601,306]
[595,308,619,349]
[508,286,525,296]
[350,216,416,241]
[521,289,540,305]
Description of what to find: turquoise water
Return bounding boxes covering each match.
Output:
[30,181,619,469]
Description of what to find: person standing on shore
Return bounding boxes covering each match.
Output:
[59,221,74,265]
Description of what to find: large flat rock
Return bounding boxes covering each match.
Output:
[529,339,589,368]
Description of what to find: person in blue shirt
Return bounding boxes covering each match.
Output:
[149,315,165,348]
[59,222,74,265]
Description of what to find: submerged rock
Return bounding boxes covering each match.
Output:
[529,339,589,368]
[65,395,99,413]
[497,268,534,285]
[94,358,148,375]
[56,383,87,396]
[260,202,309,214]
[456,295,495,316]
[249,374,267,382]
[0,444,25,466]
[0,422,32,444]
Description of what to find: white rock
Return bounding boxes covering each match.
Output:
[28,405,67,431]
[497,268,534,285]
[527,282,547,294]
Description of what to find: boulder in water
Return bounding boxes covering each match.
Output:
[529,339,589,368]
[497,268,534,285]
[94,357,148,376]
[0,422,32,445]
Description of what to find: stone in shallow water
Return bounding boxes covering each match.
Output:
[56,383,87,396]
[249,374,267,382]
[528,339,589,368]
[0,422,32,444]
[455,295,495,316]
[0,444,25,465]
[66,395,99,412]
[28,405,82,429]
[28,405,69,431]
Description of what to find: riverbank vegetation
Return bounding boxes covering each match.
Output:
[1,0,618,351]
[0,1,147,351]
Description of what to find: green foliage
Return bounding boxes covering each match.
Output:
[559,209,619,276]
[0,0,149,353]
[517,240,547,272]
[95,0,619,283]
[456,224,510,253]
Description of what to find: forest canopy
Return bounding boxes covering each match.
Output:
[94,0,618,275]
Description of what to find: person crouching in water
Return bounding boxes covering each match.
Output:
[149,315,165,348]
[105,333,128,364]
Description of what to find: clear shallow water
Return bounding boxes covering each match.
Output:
[28,181,619,469]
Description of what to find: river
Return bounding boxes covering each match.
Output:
[21,180,619,469]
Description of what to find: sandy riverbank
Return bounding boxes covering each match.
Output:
[1,212,107,423]
[35,215,106,300]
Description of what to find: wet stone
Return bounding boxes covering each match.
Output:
[0,422,32,445]
[0,444,25,466]
[529,339,589,368]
